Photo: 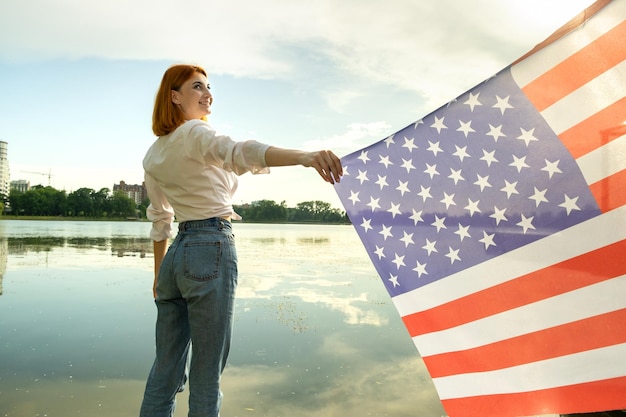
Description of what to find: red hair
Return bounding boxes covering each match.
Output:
[152,64,208,136]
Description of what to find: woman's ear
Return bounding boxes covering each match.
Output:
[171,90,180,105]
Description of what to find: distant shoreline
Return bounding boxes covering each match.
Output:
[0,215,351,225]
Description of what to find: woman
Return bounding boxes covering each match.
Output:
[139,64,342,417]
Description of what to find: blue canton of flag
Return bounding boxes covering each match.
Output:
[335,68,600,298]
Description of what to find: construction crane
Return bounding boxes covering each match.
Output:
[21,169,53,186]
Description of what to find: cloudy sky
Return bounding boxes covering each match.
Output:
[0,0,596,208]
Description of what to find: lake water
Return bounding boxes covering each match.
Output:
[0,220,446,417]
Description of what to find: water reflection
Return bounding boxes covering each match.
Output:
[3,235,152,257]
[0,220,446,417]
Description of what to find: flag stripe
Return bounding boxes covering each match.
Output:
[537,61,626,136]
[521,20,626,112]
[578,135,626,185]
[392,205,626,316]
[402,238,626,337]
[414,275,626,356]
[424,308,626,378]
[510,0,626,86]
[440,376,626,417]
[433,343,626,399]
[557,96,626,159]
[590,168,626,213]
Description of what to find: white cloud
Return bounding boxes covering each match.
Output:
[1,0,596,97]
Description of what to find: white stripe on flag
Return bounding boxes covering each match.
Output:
[413,275,626,356]
[392,205,626,316]
[578,134,626,185]
[433,342,626,399]
[539,61,626,134]
[510,0,626,86]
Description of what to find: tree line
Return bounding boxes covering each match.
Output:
[3,186,348,223]
[6,186,140,218]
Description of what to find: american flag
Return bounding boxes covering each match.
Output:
[334,1,626,416]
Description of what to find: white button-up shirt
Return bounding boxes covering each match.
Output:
[143,119,270,241]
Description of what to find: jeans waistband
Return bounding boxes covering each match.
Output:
[178,217,231,231]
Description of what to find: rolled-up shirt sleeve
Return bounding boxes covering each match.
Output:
[144,172,175,241]
[186,122,271,175]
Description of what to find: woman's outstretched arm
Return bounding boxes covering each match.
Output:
[264,147,343,184]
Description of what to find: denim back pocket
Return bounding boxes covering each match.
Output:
[183,240,222,281]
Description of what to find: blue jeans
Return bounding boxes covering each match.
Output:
[140,218,238,417]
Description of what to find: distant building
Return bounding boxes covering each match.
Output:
[113,181,147,205]
[10,180,30,193]
[0,141,9,197]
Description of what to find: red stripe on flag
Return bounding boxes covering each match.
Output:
[402,239,626,337]
[558,97,626,159]
[590,168,626,213]
[424,308,626,378]
[521,20,626,112]
[440,376,626,417]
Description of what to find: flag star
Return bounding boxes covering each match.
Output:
[431,215,447,232]
[396,180,410,196]
[422,239,438,255]
[400,231,415,247]
[453,145,470,162]
[391,253,405,269]
[465,198,481,216]
[379,154,393,169]
[367,196,381,212]
[517,127,539,147]
[431,115,447,134]
[387,202,402,218]
[342,165,350,176]
[474,174,492,192]
[413,119,424,128]
[348,190,360,205]
[455,223,471,241]
[357,150,370,164]
[401,158,416,173]
[375,175,389,190]
[402,136,418,153]
[529,187,549,207]
[517,214,536,234]
[480,149,498,167]
[490,206,508,225]
[440,192,456,209]
[412,260,428,278]
[379,224,393,240]
[424,163,440,179]
[479,230,496,250]
[427,141,443,156]
[501,180,519,199]
[356,170,369,184]
[384,135,395,148]
[388,273,400,287]
[374,245,385,259]
[559,194,581,215]
[493,95,513,114]
[486,124,506,142]
[464,92,482,111]
[418,185,432,202]
[445,246,461,264]
[448,168,465,185]
[510,155,530,172]
[410,209,424,225]
[542,159,562,178]
[457,120,476,138]
[360,217,372,232]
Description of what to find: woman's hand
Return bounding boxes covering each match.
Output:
[300,150,343,184]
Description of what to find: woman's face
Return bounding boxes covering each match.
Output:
[171,72,212,120]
